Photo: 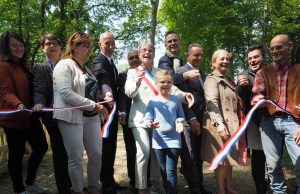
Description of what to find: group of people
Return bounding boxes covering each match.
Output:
[0,29,299,194]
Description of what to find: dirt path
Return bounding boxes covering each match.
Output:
[0,132,297,194]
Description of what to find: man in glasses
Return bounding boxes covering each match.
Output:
[33,33,71,194]
[252,34,300,194]
[117,50,141,193]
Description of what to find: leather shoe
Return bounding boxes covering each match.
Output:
[113,181,127,190]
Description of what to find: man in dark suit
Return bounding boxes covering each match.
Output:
[92,32,126,194]
[117,50,141,193]
[176,44,211,194]
[158,31,199,84]
[32,33,71,194]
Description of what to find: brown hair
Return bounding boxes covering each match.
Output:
[61,32,93,59]
[40,33,61,48]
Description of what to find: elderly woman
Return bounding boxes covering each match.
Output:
[0,31,49,194]
[53,32,107,194]
[125,42,193,194]
[201,49,244,194]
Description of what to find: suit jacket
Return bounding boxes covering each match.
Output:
[33,60,55,127]
[92,53,119,99]
[125,67,186,128]
[53,59,95,124]
[176,64,206,123]
[0,61,33,129]
[158,54,184,84]
[117,70,131,119]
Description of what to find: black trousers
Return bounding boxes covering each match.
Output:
[180,126,204,194]
[4,116,48,193]
[251,149,267,192]
[43,115,71,194]
[122,123,136,186]
[101,114,118,187]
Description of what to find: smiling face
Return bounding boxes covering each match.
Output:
[187,46,203,68]
[247,49,264,72]
[156,74,173,97]
[139,43,154,67]
[99,32,115,57]
[212,50,230,75]
[269,35,292,66]
[165,33,180,55]
[127,50,141,69]
[9,37,25,61]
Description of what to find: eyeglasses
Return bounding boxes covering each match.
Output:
[128,55,139,60]
[45,41,58,47]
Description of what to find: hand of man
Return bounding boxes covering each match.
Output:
[251,94,266,107]
[32,104,45,112]
[118,114,126,125]
[295,104,300,117]
[189,119,201,136]
[294,126,300,146]
[183,70,200,80]
[185,93,194,108]
[104,92,114,107]
[217,126,230,141]
[237,74,249,86]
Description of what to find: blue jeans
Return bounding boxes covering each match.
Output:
[260,115,300,194]
[154,148,180,194]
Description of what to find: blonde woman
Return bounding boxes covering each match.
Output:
[201,49,244,194]
[53,32,107,194]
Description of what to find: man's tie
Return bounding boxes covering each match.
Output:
[110,59,117,82]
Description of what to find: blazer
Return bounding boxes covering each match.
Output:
[53,58,95,124]
[33,60,55,127]
[158,54,184,84]
[125,66,186,128]
[0,61,33,129]
[92,53,119,98]
[117,69,131,118]
[176,64,206,122]
[204,70,239,133]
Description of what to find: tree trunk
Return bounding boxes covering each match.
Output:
[150,0,159,48]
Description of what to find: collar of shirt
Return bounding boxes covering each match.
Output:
[272,62,290,72]
[46,57,55,70]
[101,51,112,62]
[187,62,198,71]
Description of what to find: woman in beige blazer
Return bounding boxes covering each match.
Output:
[201,49,243,194]
[53,32,107,194]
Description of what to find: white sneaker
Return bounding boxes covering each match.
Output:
[25,182,49,193]
[15,191,30,194]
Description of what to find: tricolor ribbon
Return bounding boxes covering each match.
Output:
[135,66,158,96]
[0,100,114,139]
[209,99,295,171]
[101,101,117,138]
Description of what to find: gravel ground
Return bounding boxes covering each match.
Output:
[0,132,297,194]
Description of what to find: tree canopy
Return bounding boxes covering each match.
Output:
[0,0,299,75]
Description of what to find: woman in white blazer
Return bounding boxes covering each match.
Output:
[53,32,107,194]
[125,42,193,194]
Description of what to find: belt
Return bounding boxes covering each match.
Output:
[272,111,289,118]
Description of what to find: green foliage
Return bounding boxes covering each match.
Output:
[159,0,300,77]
